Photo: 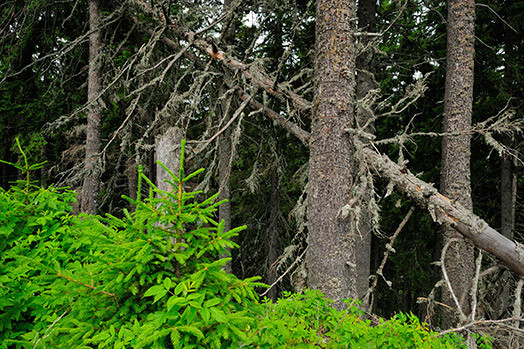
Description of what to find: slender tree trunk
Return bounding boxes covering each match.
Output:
[218,0,236,273]
[81,0,102,214]
[495,17,518,319]
[267,163,280,301]
[355,0,377,301]
[307,0,358,309]
[440,0,476,327]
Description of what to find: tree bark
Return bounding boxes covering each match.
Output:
[495,14,518,319]
[267,164,280,301]
[355,0,377,301]
[306,0,358,309]
[218,0,236,274]
[81,0,102,214]
[155,127,184,193]
[440,0,476,327]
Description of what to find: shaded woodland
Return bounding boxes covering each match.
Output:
[1,0,523,346]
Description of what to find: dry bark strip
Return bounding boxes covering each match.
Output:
[130,5,524,278]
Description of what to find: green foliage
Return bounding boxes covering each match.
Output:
[252,291,484,348]
[0,143,489,348]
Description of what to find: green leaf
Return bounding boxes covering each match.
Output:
[177,325,204,339]
[143,285,165,298]
[170,328,180,346]
[164,277,172,290]
[174,282,185,296]
[203,298,221,308]
[209,307,227,323]
[167,296,188,311]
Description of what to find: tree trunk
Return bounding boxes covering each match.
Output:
[267,164,280,301]
[81,0,102,214]
[440,0,476,327]
[495,16,518,319]
[126,156,138,212]
[307,0,358,309]
[155,127,184,192]
[218,0,236,273]
[355,0,377,301]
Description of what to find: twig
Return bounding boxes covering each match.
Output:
[476,3,517,33]
[363,206,415,310]
[259,247,308,297]
[334,298,359,333]
[438,317,524,336]
[470,250,483,321]
[57,272,116,297]
[188,93,252,159]
[440,238,467,322]
[33,310,68,348]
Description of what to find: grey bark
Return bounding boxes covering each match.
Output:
[155,127,184,192]
[267,164,280,301]
[218,0,236,273]
[355,0,377,300]
[306,0,358,309]
[126,156,138,212]
[81,0,102,214]
[218,92,233,273]
[440,0,476,327]
[495,20,518,319]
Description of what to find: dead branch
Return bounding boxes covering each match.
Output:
[441,238,468,322]
[363,205,415,310]
[259,247,308,298]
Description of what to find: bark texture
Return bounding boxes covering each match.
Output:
[81,0,102,214]
[155,127,184,192]
[267,165,280,301]
[218,0,236,273]
[355,0,377,300]
[495,20,518,319]
[440,0,476,327]
[306,0,358,308]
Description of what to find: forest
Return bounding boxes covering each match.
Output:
[0,0,522,347]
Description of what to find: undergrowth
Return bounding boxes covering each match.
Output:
[0,140,491,348]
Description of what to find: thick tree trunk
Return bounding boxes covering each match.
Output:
[440,0,476,327]
[355,0,377,301]
[306,0,358,309]
[81,0,102,214]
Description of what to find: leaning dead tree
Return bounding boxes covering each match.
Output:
[125,0,524,280]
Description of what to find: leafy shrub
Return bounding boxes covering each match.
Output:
[250,290,488,348]
[0,140,490,348]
